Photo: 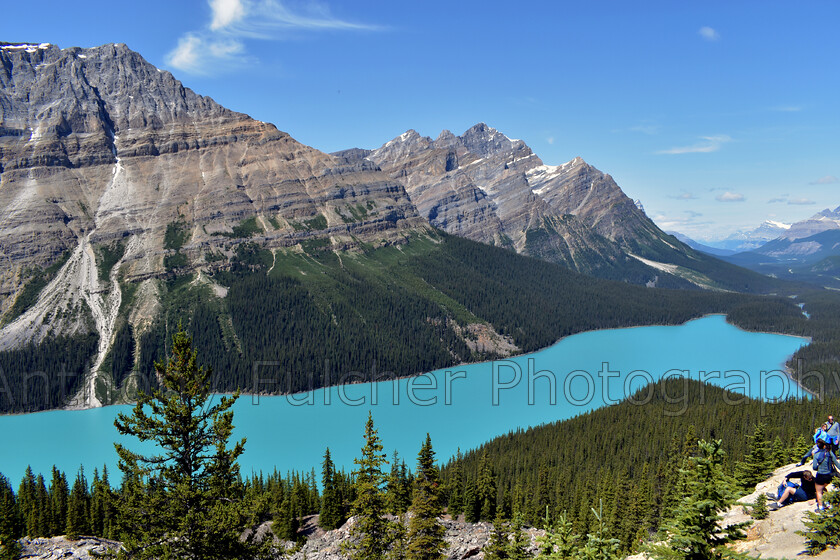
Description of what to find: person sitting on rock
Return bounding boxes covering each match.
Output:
[767,470,816,510]
[799,423,830,465]
[813,439,840,511]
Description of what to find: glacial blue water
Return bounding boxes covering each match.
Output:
[0,315,808,484]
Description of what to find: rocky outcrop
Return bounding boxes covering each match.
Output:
[15,519,543,560]
[628,463,839,560]
[282,515,543,560]
[724,462,836,559]
[17,535,122,559]
[354,123,692,278]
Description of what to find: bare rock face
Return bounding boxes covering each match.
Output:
[0,41,423,313]
[18,535,122,559]
[283,515,544,560]
[359,123,686,277]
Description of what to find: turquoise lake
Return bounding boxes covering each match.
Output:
[0,315,809,483]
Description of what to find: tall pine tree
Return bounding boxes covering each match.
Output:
[345,412,392,560]
[651,439,750,560]
[446,449,465,519]
[0,474,21,560]
[49,467,68,537]
[406,434,446,560]
[734,422,774,491]
[477,450,497,521]
[113,325,248,560]
[320,447,344,530]
[66,468,90,539]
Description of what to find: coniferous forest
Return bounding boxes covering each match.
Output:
[5,231,840,414]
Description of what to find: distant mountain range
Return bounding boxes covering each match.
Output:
[672,207,840,287]
[697,221,792,253]
[0,41,790,411]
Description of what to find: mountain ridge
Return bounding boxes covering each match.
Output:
[0,40,804,412]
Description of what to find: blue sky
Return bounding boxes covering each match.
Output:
[3,0,838,240]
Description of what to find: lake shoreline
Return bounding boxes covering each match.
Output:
[0,312,814,417]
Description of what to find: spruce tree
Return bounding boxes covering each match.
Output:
[89,466,115,539]
[0,474,21,560]
[345,412,392,560]
[406,434,446,560]
[66,468,90,540]
[33,474,50,537]
[507,514,530,560]
[89,469,103,537]
[388,515,408,560]
[801,489,840,554]
[578,502,621,560]
[536,509,579,558]
[734,422,774,491]
[750,494,768,520]
[477,450,497,521]
[793,435,813,461]
[272,493,298,541]
[113,325,248,559]
[464,480,480,523]
[49,467,68,536]
[386,451,410,515]
[16,467,35,538]
[771,435,788,468]
[446,449,465,519]
[650,439,750,560]
[320,448,344,530]
[484,514,512,560]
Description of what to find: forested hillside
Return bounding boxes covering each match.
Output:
[131,233,810,405]
[5,229,840,414]
[439,378,838,554]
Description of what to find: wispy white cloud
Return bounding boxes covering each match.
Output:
[716,191,745,202]
[546,136,555,145]
[788,198,816,205]
[670,191,698,200]
[657,135,732,155]
[810,175,839,185]
[699,26,720,41]
[768,196,787,203]
[166,0,381,74]
[166,33,249,75]
[652,211,713,234]
[628,124,661,135]
[210,0,247,30]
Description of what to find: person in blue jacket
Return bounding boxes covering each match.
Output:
[800,423,830,465]
[826,415,840,452]
[768,470,816,510]
[812,439,840,511]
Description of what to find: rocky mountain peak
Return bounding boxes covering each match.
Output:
[459,122,522,157]
[365,123,686,281]
[0,40,424,369]
[434,129,458,147]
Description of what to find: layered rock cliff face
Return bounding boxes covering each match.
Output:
[0,42,425,404]
[343,123,690,276]
[0,42,422,310]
